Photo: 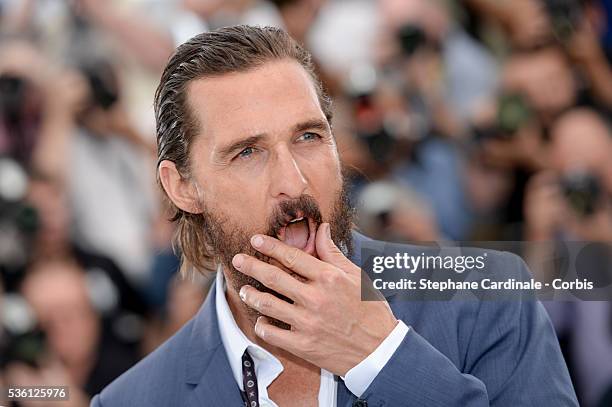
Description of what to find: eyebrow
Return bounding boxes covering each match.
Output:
[293,118,330,134]
[215,118,330,160]
[216,135,264,160]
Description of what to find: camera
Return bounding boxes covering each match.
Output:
[0,157,37,289]
[0,327,47,368]
[560,170,604,217]
[344,68,399,164]
[0,293,46,369]
[543,0,583,42]
[496,93,532,134]
[357,124,398,164]
[397,24,427,57]
[473,93,532,141]
[0,74,28,124]
[79,60,120,110]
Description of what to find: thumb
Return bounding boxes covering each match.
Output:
[315,222,351,270]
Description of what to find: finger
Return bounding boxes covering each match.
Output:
[249,234,321,279]
[232,253,308,302]
[315,223,354,272]
[254,316,298,349]
[239,286,300,325]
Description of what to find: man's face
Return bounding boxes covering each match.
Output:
[551,111,612,194]
[184,59,353,298]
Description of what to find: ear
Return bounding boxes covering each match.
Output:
[158,160,202,214]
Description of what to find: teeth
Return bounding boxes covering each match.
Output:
[288,217,305,224]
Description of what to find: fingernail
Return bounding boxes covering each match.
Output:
[251,235,264,248]
[239,286,247,301]
[232,254,244,268]
[326,223,332,240]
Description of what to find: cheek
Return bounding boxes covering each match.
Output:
[301,141,341,177]
[304,154,343,215]
[204,177,269,228]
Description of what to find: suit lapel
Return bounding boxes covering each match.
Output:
[190,346,245,406]
[336,376,356,407]
[185,282,245,406]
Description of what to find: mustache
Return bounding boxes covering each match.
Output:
[266,194,323,237]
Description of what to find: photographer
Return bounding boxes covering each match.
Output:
[30,58,156,283]
[461,0,612,108]
[3,259,139,407]
[335,72,470,240]
[468,45,581,239]
[525,108,612,242]
[355,180,441,242]
[379,0,498,129]
[524,108,612,406]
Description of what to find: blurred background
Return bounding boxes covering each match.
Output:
[0,0,610,405]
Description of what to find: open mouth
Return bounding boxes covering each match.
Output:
[275,212,317,255]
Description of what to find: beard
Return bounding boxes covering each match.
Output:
[198,176,355,328]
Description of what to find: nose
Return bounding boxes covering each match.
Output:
[269,145,308,199]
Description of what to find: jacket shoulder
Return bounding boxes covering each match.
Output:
[93,318,196,407]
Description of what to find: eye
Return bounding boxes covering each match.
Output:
[237,146,256,159]
[297,132,322,142]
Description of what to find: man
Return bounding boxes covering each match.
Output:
[15,260,138,403]
[92,25,578,406]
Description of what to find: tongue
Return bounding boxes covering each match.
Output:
[283,219,309,249]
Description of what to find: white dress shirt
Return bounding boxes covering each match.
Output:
[215,269,409,406]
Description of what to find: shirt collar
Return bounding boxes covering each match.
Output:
[215,267,282,389]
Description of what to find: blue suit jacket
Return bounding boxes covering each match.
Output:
[92,232,578,406]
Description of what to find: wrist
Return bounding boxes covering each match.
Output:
[345,318,399,375]
[342,320,409,397]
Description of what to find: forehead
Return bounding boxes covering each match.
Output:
[186,59,325,150]
[24,266,87,306]
[552,114,611,169]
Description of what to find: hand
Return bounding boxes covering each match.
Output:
[0,41,51,86]
[570,208,612,241]
[480,122,548,171]
[43,70,90,118]
[232,223,398,376]
[106,106,157,154]
[566,19,604,64]
[4,359,90,407]
[501,0,552,48]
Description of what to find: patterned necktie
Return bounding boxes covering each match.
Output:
[241,350,259,407]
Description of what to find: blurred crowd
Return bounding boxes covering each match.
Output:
[0,0,611,406]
